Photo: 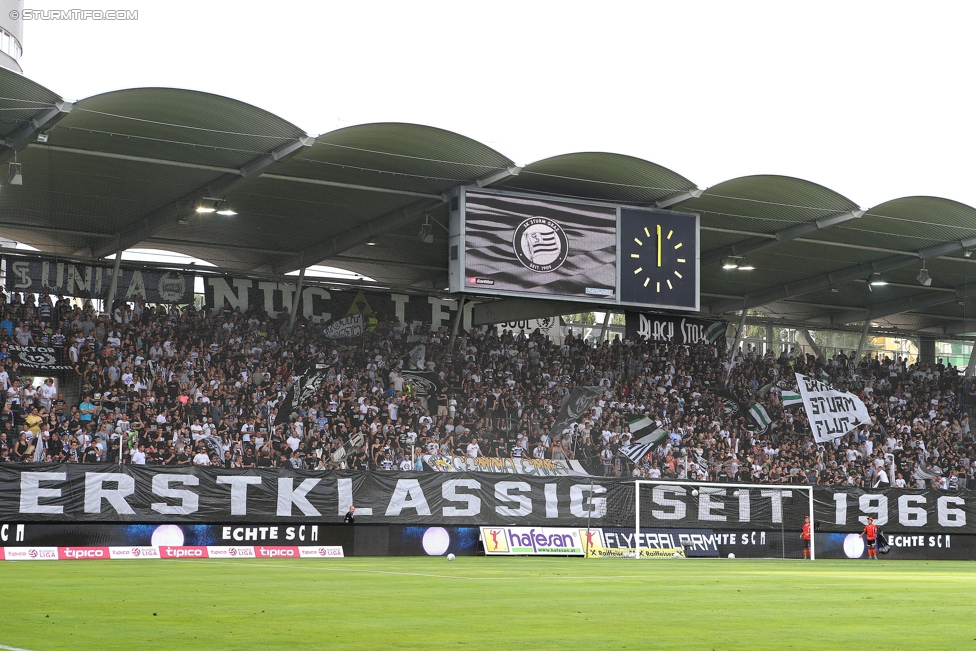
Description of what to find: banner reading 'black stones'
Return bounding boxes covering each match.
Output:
[3,465,974,535]
[625,312,726,345]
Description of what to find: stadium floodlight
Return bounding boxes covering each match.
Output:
[721,256,739,269]
[737,259,756,271]
[7,161,22,185]
[916,264,932,287]
[869,274,888,286]
[195,199,217,213]
[216,206,238,216]
[965,249,973,258]
[419,214,434,244]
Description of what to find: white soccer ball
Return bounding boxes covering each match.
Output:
[447,553,456,561]
[728,553,735,559]
[691,489,699,496]
[673,552,681,559]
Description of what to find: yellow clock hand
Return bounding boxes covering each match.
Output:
[657,224,662,267]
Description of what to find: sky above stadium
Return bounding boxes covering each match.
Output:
[17,1,976,212]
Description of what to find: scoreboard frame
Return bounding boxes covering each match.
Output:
[448,187,700,312]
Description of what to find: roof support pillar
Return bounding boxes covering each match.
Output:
[965,342,976,378]
[854,321,871,364]
[450,296,466,351]
[103,245,123,316]
[799,329,823,360]
[729,310,748,361]
[598,310,612,343]
[288,258,306,333]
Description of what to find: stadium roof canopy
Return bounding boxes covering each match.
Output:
[2,68,976,338]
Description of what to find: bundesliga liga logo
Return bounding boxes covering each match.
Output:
[513,217,568,273]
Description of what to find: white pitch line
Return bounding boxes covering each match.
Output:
[0,643,36,651]
[195,560,655,581]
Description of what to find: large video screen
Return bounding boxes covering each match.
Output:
[450,189,700,311]
[459,191,618,299]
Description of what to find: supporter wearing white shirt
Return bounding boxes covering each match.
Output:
[38,379,58,408]
[130,445,146,465]
[193,451,211,466]
[286,433,301,452]
[466,438,481,458]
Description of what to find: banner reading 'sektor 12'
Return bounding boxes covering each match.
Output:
[1,465,973,535]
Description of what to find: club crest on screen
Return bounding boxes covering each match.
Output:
[513,217,568,272]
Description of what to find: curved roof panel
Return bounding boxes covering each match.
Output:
[676,174,860,235]
[50,87,307,169]
[275,122,515,196]
[495,152,696,205]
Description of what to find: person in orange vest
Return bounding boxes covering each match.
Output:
[801,515,812,559]
[861,516,879,559]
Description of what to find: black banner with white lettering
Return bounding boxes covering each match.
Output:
[7,345,74,371]
[625,312,726,345]
[203,277,467,329]
[2,466,974,534]
[4,255,192,304]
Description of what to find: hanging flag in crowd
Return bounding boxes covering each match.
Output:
[794,372,872,443]
[620,421,667,464]
[703,321,726,344]
[330,432,365,466]
[749,403,771,429]
[323,313,364,339]
[781,390,802,408]
[913,460,943,482]
[6,345,74,371]
[271,363,331,426]
[400,370,441,396]
[627,416,657,436]
[620,442,653,464]
[549,386,604,437]
[408,344,426,370]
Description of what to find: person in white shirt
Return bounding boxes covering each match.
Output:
[286,433,301,452]
[466,438,481,458]
[130,444,147,465]
[38,378,58,410]
[193,450,211,466]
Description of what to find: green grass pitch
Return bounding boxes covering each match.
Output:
[1,557,974,650]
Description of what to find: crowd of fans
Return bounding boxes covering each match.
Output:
[1,289,974,491]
